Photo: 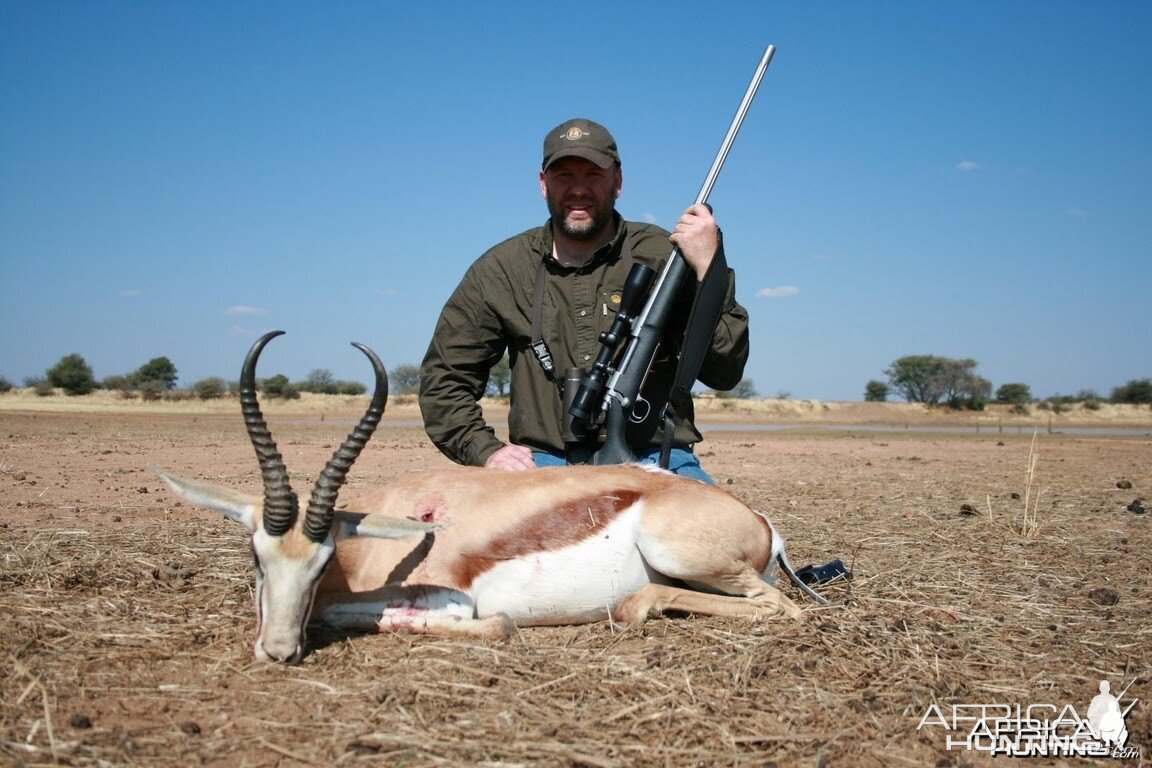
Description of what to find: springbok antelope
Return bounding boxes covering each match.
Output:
[156,331,826,663]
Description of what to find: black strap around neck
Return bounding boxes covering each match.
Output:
[529,237,634,387]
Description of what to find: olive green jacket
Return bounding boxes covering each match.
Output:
[419,215,750,467]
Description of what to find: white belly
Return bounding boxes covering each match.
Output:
[471,503,652,625]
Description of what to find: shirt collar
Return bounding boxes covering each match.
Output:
[541,213,627,268]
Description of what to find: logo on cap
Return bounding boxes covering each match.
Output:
[565,127,586,141]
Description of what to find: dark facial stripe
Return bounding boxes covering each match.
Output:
[454,490,642,588]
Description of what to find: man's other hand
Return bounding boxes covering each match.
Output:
[484,444,536,471]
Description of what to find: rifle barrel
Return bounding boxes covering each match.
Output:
[694,44,776,206]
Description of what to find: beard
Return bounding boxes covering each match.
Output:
[547,192,616,241]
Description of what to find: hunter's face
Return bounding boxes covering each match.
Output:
[540,157,621,242]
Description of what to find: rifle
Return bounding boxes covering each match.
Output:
[566,44,776,466]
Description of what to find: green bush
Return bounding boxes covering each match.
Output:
[47,353,96,395]
[101,374,133,392]
[994,383,1032,406]
[134,357,179,390]
[864,380,889,402]
[260,374,300,400]
[261,374,287,397]
[192,377,227,399]
[0,376,12,393]
[25,376,54,397]
[139,380,163,401]
[336,381,367,396]
[1111,378,1152,405]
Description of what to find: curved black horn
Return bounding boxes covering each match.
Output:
[301,342,389,543]
[240,330,298,537]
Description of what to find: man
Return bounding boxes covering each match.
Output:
[419,118,749,481]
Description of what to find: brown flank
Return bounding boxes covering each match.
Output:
[453,490,642,587]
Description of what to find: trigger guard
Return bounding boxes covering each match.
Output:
[630,396,651,424]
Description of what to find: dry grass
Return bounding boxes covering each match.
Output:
[1,412,1149,766]
[1019,431,1044,537]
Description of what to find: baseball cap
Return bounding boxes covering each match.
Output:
[542,118,620,170]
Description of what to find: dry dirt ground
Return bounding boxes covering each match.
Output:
[0,405,1149,767]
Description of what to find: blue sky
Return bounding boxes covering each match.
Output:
[2,1,1149,402]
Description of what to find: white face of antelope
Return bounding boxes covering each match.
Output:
[157,331,412,663]
[155,469,443,664]
[250,528,336,664]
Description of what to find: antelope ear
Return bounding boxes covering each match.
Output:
[153,469,260,532]
[332,510,446,540]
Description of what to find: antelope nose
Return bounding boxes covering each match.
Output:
[259,639,303,665]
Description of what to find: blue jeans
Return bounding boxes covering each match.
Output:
[532,447,713,484]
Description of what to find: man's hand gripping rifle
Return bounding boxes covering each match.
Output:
[565,44,776,467]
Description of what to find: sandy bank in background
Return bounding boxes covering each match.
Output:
[1,387,1148,430]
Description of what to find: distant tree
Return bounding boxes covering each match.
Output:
[864,380,889,402]
[995,383,1032,406]
[486,355,511,397]
[134,357,178,390]
[775,391,792,401]
[885,354,988,408]
[716,378,758,400]
[0,376,12,393]
[389,364,421,395]
[957,377,992,410]
[1111,378,1152,405]
[192,377,227,399]
[299,368,338,395]
[47,353,96,395]
[335,381,367,396]
[931,358,988,409]
[885,355,947,404]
